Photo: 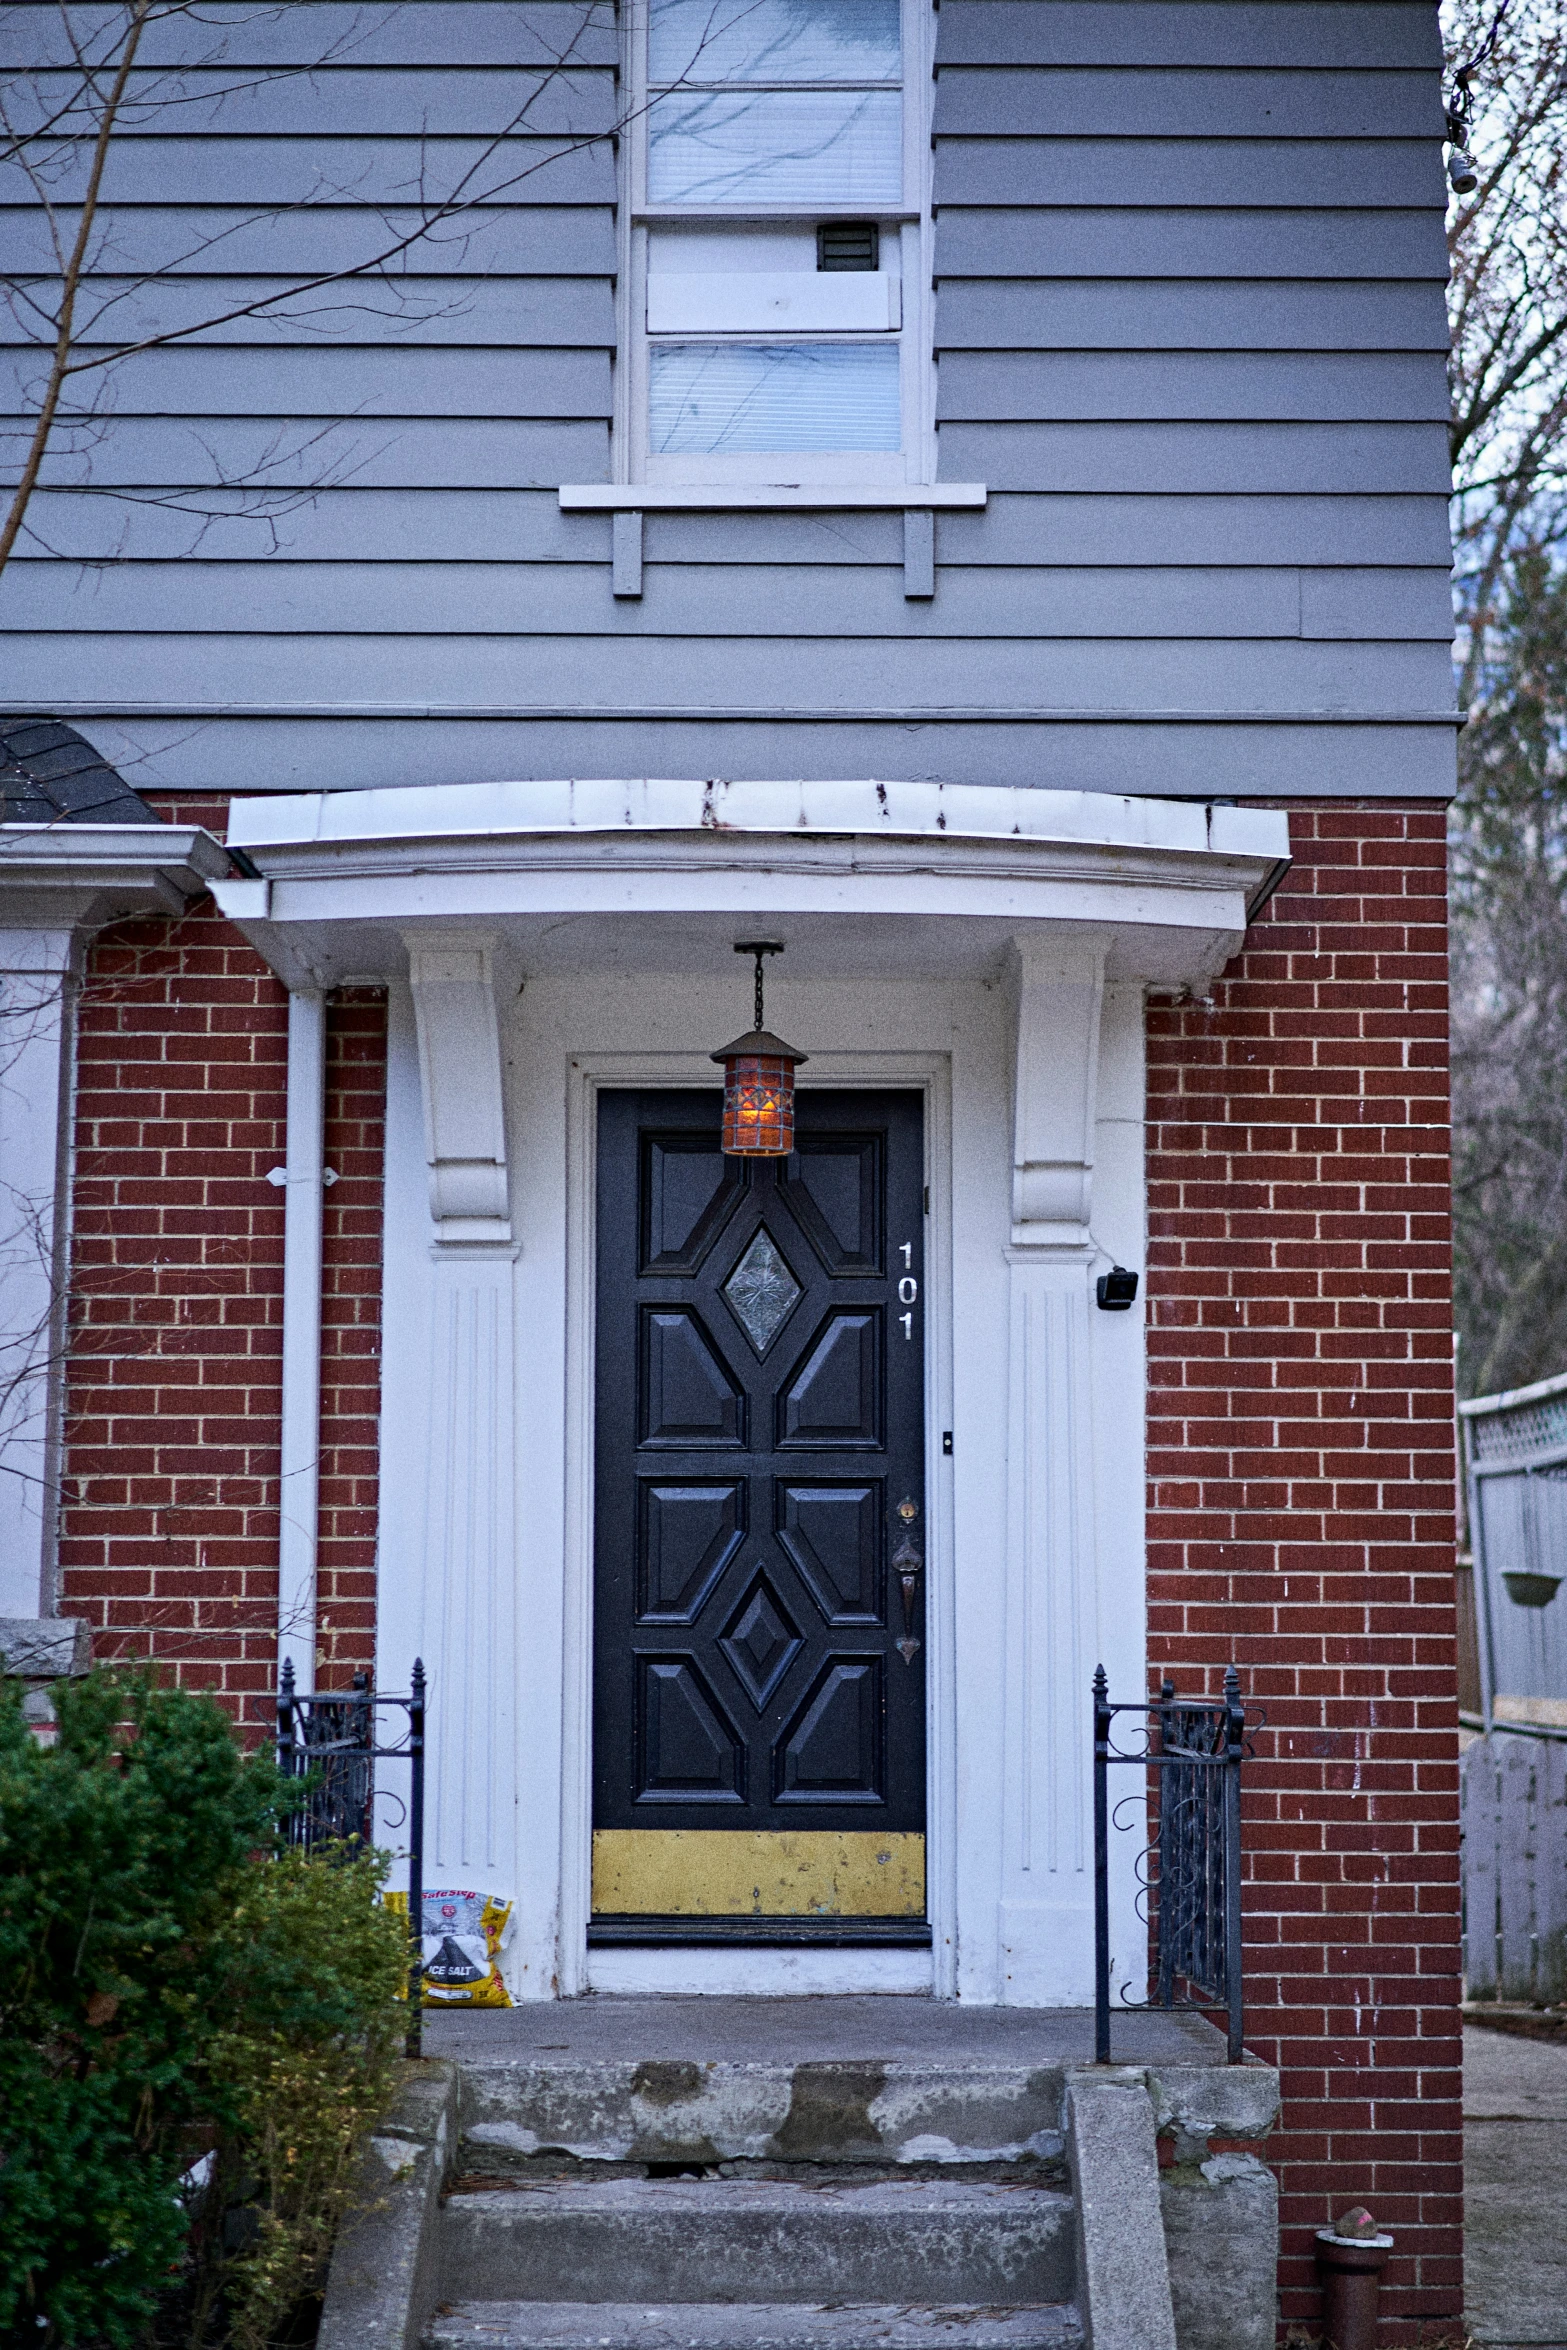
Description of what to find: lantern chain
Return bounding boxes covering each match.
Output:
[735,939,783,1035]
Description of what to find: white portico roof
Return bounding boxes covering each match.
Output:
[0,822,232,929]
[213,777,1291,991]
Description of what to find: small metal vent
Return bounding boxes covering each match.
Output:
[817,220,879,272]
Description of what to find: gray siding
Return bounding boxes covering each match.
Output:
[1,0,1457,798]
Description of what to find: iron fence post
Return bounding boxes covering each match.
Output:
[1093,1663,1111,2062]
[406,1656,426,2060]
[1093,1666,1250,2064]
[1156,1677,1177,2009]
[1223,1663,1245,2063]
[350,1670,372,1848]
[277,1657,297,1839]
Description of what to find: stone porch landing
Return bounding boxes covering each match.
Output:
[320,2001,1281,2350]
[423,1996,1236,2067]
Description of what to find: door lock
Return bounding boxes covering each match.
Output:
[892,1499,923,1664]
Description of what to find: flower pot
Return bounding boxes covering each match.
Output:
[1501,1570,1562,1608]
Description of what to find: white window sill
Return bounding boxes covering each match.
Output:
[631,207,924,224]
[558,484,986,511]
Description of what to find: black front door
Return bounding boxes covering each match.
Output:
[591,1087,927,1944]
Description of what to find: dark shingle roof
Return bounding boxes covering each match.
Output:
[0,718,160,826]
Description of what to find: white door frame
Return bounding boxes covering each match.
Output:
[561,1049,956,1999]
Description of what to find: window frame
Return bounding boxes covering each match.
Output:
[615,0,936,488]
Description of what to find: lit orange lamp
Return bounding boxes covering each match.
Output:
[713,941,807,1157]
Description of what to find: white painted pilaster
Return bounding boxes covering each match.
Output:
[998,937,1107,2002]
[0,930,76,1619]
[418,1256,519,1884]
[376,983,521,1910]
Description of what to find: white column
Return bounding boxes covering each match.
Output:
[0,929,76,1619]
[418,1258,518,1883]
[278,990,326,1691]
[998,936,1107,2002]
[378,965,519,1892]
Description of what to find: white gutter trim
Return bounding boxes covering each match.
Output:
[212,781,1291,997]
[278,990,325,1694]
[227,777,1283,861]
[222,780,1291,924]
[0,823,230,925]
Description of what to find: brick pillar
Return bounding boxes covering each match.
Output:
[1147,802,1462,2341]
[61,868,289,1719]
[316,989,388,1690]
[60,799,389,1728]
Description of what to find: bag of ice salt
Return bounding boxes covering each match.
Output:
[385,1886,514,2006]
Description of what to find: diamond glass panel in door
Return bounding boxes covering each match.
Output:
[724,1227,802,1354]
[592,1089,926,1940]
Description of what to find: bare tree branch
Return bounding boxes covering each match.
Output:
[1449,549,1567,1394]
[0,0,774,567]
[0,0,650,567]
[1445,0,1567,696]
[0,0,151,569]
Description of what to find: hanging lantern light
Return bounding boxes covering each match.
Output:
[713,941,807,1157]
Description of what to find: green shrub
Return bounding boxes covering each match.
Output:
[0,1668,409,2349]
[0,1669,284,2343]
[192,1846,408,2350]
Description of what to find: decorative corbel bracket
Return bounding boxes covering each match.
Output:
[405,933,512,1242]
[1010,936,1106,1248]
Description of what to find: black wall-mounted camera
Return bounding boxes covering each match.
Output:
[1096,1266,1139,1311]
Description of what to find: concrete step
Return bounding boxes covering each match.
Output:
[438,2178,1076,2307]
[426,2304,1083,2350]
[459,2060,1066,2170]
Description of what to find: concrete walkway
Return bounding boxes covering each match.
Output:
[1466,2024,1567,2347]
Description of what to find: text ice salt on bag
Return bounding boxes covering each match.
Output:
[384,1886,515,2006]
[421,1888,514,2006]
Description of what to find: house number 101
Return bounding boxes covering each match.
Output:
[897,1249,918,1339]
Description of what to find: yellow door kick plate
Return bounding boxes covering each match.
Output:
[591,1829,926,1918]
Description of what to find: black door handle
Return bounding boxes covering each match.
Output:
[892,1534,922,1664]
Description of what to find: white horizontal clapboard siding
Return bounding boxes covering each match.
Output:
[3,629,1453,712]
[0,0,1457,796]
[6,562,1457,642]
[18,487,1453,568]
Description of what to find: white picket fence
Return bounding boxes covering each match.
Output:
[1462,1729,1567,2003]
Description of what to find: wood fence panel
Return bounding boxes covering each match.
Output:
[1462,1731,1567,2003]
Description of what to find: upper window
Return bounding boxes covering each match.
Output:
[624,0,932,484]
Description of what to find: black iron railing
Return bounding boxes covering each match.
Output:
[1093,1663,1249,2064]
[276,1658,427,2057]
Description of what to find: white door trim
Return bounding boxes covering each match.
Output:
[561,1049,956,1998]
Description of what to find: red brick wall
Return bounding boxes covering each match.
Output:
[1146,802,1461,2345]
[60,797,387,1723]
[316,990,388,1688]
